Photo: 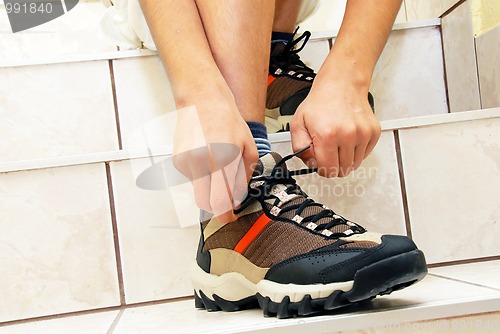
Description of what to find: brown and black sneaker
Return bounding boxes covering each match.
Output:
[266,30,315,133]
[192,149,427,318]
[265,29,375,133]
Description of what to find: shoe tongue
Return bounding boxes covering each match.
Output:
[252,153,356,236]
[253,152,286,177]
[270,41,288,57]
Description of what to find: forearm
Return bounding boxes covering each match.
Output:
[316,0,402,92]
[139,0,230,107]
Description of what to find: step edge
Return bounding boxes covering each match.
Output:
[1,108,498,174]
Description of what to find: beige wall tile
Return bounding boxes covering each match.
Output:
[476,25,500,109]
[300,0,406,33]
[112,57,177,150]
[272,131,407,236]
[0,164,120,322]
[0,1,116,61]
[0,61,118,163]
[399,118,500,264]
[371,27,448,120]
[299,39,330,73]
[406,0,461,21]
[109,158,199,304]
[442,0,482,112]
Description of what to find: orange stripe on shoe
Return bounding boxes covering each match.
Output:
[267,74,276,86]
[234,214,272,254]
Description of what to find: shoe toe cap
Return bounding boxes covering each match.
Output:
[265,235,420,285]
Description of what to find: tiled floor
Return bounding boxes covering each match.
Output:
[1,261,499,333]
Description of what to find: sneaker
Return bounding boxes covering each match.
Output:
[265,30,375,133]
[192,149,428,318]
[266,30,315,133]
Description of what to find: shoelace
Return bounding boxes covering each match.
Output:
[236,147,365,238]
[270,28,315,76]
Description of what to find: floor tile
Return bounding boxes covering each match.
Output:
[0,1,116,61]
[370,26,448,120]
[340,312,500,334]
[405,0,461,21]
[442,0,482,112]
[0,311,119,334]
[272,131,407,236]
[109,158,199,304]
[476,25,500,109]
[0,164,120,323]
[430,260,500,290]
[112,56,177,150]
[0,61,118,163]
[111,275,500,334]
[399,118,500,264]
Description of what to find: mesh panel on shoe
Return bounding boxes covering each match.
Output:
[266,77,311,109]
[203,212,260,251]
[243,220,332,268]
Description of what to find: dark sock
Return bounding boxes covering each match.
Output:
[246,122,271,157]
[271,31,294,44]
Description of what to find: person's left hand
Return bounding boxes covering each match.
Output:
[290,82,381,178]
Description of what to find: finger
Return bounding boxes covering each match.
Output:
[364,123,381,158]
[210,169,236,222]
[338,144,355,177]
[290,117,315,167]
[232,155,249,208]
[364,134,381,159]
[242,144,259,182]
[314,140,340,178]
[221,151,248,209]
[192,174,212,213]
[353,143,367,170]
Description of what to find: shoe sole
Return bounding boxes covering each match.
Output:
[192,249,428,318]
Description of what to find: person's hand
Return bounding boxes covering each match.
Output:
[173,89,258,222]
[290,81,381,178]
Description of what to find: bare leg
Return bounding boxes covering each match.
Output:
[273,0,302,33]
[195,0,275,124]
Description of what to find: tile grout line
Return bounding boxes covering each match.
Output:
[473,37,483,109]
[105,162,126,306]
[439,0,469,114]
[428,273,500,293]
[108,60,123,150]
[428,255,500,268]
[0,296,194,328]
[393,130,413,239]
[438,23,452,114]
[441,0,468,18]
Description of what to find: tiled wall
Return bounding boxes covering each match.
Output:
[0,0,116,61]
[1,0,499,326]
[0,164,120,322]
[441,0,500,112]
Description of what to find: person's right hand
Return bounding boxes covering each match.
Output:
[172,88,258,223]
